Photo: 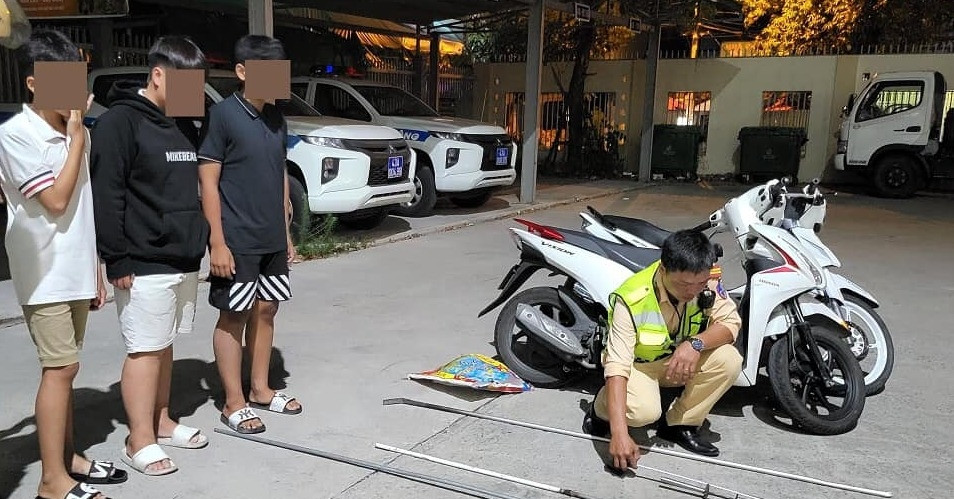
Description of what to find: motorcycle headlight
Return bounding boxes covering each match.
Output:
[302,136,346,149]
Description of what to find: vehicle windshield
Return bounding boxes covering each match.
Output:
[207,75,321,117]
[352,85,439,117]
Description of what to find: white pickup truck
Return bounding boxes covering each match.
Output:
[834,70,954,198]
[85,67,416,232]
[290,76,517,217]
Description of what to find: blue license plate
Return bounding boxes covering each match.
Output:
[387,156,404,178]
[495,147,509,166]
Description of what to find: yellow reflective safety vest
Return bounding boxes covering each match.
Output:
[608,261,707,363]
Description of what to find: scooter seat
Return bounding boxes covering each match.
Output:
[594,239,662,273]
[603,215,672,247]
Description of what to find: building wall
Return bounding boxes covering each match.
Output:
[476,54,954,181]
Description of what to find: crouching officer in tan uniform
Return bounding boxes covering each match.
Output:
[583,229,743,468]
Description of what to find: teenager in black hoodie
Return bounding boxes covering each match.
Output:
[89,35,211,477]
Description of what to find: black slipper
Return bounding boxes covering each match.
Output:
[69,460,128,485]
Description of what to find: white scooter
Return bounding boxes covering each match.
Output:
[480,199,867,435]
[579,178,893,395]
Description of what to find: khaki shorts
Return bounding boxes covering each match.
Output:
[22,300,91,368]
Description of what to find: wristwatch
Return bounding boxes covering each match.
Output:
[689,338,705,352]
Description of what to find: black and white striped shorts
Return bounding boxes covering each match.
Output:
[208,251,291,312]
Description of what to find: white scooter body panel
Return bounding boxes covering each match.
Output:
[509,228,632,310]
[791,226,841,268]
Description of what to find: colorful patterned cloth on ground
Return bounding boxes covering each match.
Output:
[408,354,532,393]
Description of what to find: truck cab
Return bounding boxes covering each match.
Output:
[86,67,416,232]
[290,76,517,217]
[835,70,954,198]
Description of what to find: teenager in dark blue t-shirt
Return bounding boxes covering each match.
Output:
[198,35,302,435]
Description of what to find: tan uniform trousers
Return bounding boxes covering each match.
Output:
[593,344,743,427]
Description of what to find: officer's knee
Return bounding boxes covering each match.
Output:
[707,345,743,376]
[627,405,662,428]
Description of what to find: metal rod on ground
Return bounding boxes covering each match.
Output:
[213,429,520,499]
[383,398,893,498]
[375,443,597,499]
[637,464,761,499]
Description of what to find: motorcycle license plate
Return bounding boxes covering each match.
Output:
[387,156,404,178]
[495,147,509,166]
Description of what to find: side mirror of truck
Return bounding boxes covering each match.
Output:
[841,93,856,118]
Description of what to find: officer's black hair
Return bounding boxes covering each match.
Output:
[16,29,83,80]
[661,229,717,274]
[234,35,286,64]
[147,35,206,70]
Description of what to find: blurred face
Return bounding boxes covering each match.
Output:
[660,266,710,303]
[25,75,70,119]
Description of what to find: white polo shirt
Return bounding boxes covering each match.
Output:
[0,104,97,306]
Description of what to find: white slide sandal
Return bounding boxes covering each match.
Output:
[157,424,209,449]
[121,443,178,476]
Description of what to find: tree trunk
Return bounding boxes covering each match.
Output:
[565,21,596,172]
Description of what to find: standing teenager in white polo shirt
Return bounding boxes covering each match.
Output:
[0,30,119,499]
[89,35,210,477]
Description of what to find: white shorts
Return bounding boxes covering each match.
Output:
[115,272,199,354]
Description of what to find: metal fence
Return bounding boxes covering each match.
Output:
[662,41,954,60]
[761,91,812,128]
[666,91,711,138]
[503,91,620,148]
[364,57,475,117]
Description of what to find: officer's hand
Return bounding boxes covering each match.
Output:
[665,342,701,384]
[609,433,640,470]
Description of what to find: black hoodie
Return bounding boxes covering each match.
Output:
[90,81,210,280]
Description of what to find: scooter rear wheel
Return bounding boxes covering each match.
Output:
[494,287,576,388]
[768,325,866,435]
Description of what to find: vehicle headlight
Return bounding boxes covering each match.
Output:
[302,136,346,149]
[430,131,463,142]
[836,140,847,154]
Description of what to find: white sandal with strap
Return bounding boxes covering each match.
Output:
[157,424,209,449]
[248,391,302,415]
[220,406,266,434]
[120,443,177,476]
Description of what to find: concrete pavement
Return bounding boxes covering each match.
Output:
[1,182,952,499]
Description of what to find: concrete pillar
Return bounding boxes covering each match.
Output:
[248,0,273,37]
[428,30,440,110]
[637,23,661,182]
[412,25,423,98]
[89,19,114,68]
[520,0,545,204]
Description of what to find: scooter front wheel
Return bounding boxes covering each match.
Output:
[767,325,866,435]
[494,287,576,388]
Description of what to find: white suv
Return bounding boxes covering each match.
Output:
[290,77,516,217]
[86,67,416,232]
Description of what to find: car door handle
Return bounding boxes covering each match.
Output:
[894,126,922,132]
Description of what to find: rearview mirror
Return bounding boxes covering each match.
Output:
[841,93,856,118]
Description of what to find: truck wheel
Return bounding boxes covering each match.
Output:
[449,188,493,209]
[288,176,309,244]
[338,208,388,230]
[871,154,920,198]
[395,166,436,217]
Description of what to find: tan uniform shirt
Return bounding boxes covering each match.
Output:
[603,269,742,379]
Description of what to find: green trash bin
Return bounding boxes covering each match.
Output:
[651,124,702,178]
[738,126,808,181]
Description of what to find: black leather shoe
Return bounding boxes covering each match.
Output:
[582,405,610,438]
[656,421,719,457]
